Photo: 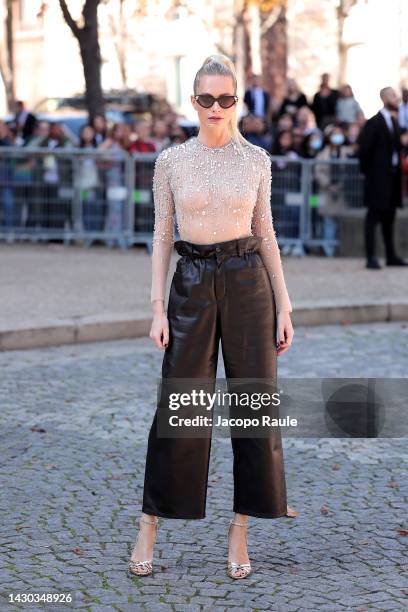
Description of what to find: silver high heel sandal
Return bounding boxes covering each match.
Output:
[128,517,159,576]
[227,519,252,579]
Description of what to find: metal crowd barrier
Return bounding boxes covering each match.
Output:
[0,146,364,255]
[269,156,364,256]
[129,153,364,256]
[0,147,134,249]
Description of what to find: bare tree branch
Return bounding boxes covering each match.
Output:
[58,0,80,37]
[59,0,105,119]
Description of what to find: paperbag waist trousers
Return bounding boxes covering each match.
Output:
[142,235,288,519]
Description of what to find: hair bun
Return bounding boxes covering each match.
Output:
[202,54,235,73]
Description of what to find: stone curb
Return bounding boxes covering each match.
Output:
[1,302,408,351]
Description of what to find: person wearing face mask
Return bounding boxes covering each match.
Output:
[302,131,323,158]
[315,125,354,256]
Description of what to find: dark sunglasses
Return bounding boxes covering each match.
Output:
[194,94,238,109]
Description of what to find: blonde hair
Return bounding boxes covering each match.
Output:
[193,54,258,154]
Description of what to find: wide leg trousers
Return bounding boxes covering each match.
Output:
[142,235,288,519]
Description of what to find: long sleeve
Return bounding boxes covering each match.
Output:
[150,149,175,303]
[252,150,293,313]
[357,118,375,175]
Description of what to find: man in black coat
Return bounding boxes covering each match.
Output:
[358,87,407,268]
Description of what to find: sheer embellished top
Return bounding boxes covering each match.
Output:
[151,136,292,313]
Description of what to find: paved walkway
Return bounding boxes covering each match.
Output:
[1,321,407,611]
[1,243,408,350]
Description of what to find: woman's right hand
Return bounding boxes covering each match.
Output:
[149,302,169,349]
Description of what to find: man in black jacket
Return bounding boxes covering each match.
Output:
[358,87,407,268]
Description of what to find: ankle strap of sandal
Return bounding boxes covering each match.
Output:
[230,519,248,528]
[140,517,158,526]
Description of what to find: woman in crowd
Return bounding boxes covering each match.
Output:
[271,129,302,251]
[315,124,354,255]
[151,118,171,152]
[336,85,365,127]
[128,119,156,153]
[38,122,71,230]
[77,124,104,239]
[302,131,324,158]
[91,114,108,146]
[296,105,316,136]
[98,123,128,248]
[278,78,308,118]
[272,129,299,159]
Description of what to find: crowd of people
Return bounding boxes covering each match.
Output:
[1,75,408,167]
[242,74,408,167]
[0,99,189,154]
[1,75,408,253]
[0,100,190,243]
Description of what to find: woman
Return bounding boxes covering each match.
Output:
[271,130,301,251]
[335,85,364,127]
[296,105,316,135]
[98,123,128,248]
[39,122,71,230]
[128,119,156,153]
[302,130,324,159]
[271,129,299,159]
[129,54,296,580]
[278,78,308,119]
[151,118,172,152]
[91,113,108,146]
[315,124,354,256]
[77,125,104,238]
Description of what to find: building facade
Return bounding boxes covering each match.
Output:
[1,0,407,119]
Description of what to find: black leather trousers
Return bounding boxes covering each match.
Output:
[142,235,287,519]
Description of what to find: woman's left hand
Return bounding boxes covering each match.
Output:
[276,311,294,355]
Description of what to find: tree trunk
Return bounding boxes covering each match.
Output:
[0,0,15,111]
[59,0,105,120]
[78,29,105,119]
[261,3,287,113]
[337,4,347,86]
[337,0,358,87]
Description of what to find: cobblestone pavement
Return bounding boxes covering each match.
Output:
[1,322,407,612]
